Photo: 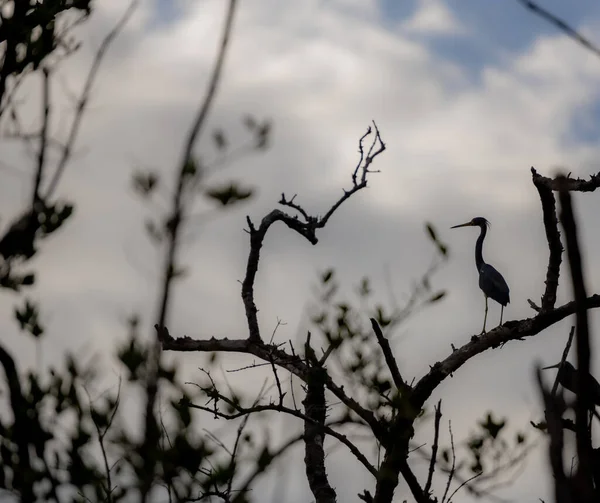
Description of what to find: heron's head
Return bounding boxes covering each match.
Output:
[542,361,574,372]
[451,217,490,230]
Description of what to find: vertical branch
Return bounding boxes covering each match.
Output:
[303,339,337,503]
[557,179,594,500]
[142,1,239,501]
[33,68,51,206]
[424,400,442,496]
[531,168,563,312]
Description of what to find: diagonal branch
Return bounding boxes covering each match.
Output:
[516,0,600,59]
[370,318,409,393]
[531,167,563,312]
[410,294,600,411]
[44,0,139,199]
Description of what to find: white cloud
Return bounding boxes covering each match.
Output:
[401,0,465,36]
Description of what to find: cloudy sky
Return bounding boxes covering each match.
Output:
[3,0,600,501]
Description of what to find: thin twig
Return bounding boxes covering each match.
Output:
[44,0,139,199]
[33,68,50,205]
[441,421,455,503]
[550,326,575,397]
[424,400,442,496]
[370,318,407,392]
[517,0,600,59]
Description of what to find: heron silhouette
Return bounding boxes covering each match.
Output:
[451,217,510,334]
[543,361,600,408]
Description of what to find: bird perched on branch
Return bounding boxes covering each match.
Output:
[451,217,510,334]
[543,361,600,408]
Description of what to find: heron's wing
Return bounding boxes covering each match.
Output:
[479,263,510,305]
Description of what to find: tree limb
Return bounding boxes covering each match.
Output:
[531,167,562,312]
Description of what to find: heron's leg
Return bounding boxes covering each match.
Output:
[481,296,488,334]
[500,305,504,326]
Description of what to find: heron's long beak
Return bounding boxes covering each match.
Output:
[451,222,473,229]
[542,363,561,370]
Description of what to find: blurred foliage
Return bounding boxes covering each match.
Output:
[0,0,92,113]
[438,412,536,498]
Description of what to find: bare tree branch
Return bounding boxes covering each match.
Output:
[44,0,139,199]
[33,68,50,206]
[424,400,442,496]
[160,326,385,439]
[557,178,594,500]
[370,318,408,393]
[303,360,337,503]
[411,294,600,410]
[530,168,600,193]
[243,123,385,342]
[550,326,575,397]
[531,167,563,312]
[516,0,600,59]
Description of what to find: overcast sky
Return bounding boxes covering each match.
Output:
[3,0,600,501]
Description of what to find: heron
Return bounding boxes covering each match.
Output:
[451,217,510,334]
[543,361,600,408]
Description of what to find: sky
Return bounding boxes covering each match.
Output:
[3,0,600,501]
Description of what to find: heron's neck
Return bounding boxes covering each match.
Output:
[475,225,486,271]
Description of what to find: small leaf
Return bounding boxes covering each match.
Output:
[428,291,446,303]
[425,223,437,242]
[322,269,334,284]
[243,115,257,130]
[205,182,253,206]
[213,130,227,150]
[132,170,159,197]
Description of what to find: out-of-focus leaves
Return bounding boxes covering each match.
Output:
[145,219,164,244]
[322,269,334,284]
[14,298,44,338]
[255,120,271,149]
[132,170,159,197]
[243,114,257,130]
[428,291,446,303]
[213,129,227,150]
[425,222,449,257]
[183,157,200,178]
[205,182,253,206]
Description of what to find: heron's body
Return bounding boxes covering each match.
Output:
[543,361,600,408]
[451,217,510,333]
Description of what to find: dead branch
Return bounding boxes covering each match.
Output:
[303,359,337,503]
[44,0,139,199]
[516,0,600,59]
[557,179,594,500]
[424,400,442,496]
[531,168,600,193]
[531,167,563,312]
[243,123,384,342]
[370,318,408,393]
[411,293,600,411]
